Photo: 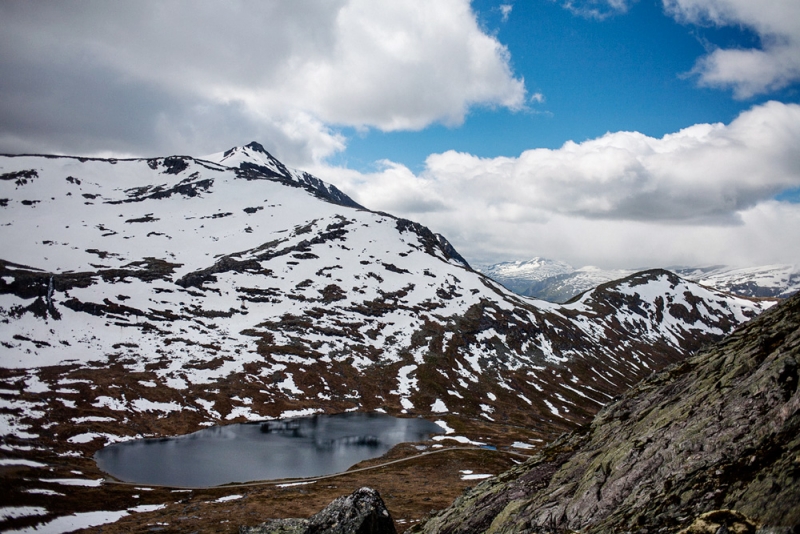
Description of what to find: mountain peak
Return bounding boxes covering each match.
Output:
[200,143,363,209]
[243,141,270,154]
[205,141,284,170]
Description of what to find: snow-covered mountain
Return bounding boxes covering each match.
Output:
[477,258,633,303]
[475,258,573,293]
[0,144,771,456]
[482,257,799,303]
[675,264,800,299]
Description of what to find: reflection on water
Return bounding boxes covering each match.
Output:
[95,412,443,487]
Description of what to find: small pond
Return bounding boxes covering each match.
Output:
[95,412,444,487]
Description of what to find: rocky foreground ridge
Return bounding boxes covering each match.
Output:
[404,291,800,533]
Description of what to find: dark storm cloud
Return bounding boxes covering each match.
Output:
[0,56,172,155]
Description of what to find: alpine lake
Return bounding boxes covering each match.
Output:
[94,412,446,487]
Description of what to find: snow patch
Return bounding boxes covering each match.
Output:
[212,495,243,503]
[67,433,102,444]
[276,480,317,488]
[92,396,127,411]
[432,435,485,446]
[0,458,47,467]
[3,505,166,534]
[25,374,50,394]
[39,478,103,487]
[131,398,182,414]
[1,506,48,521]
[459,470,493,481]
[430,399,448,413]
[434,420,455,435]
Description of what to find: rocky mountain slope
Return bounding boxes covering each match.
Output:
[0,144,771,451]
[411,291,800,533]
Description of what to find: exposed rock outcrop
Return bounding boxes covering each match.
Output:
[240,487,397,534]
[411,293,800,533]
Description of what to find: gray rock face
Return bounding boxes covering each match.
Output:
[411,293,800,533]
[240,487,397,534]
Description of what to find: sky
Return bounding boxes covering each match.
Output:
[1,0,799,269]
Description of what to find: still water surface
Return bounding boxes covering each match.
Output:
[95,412,444,487]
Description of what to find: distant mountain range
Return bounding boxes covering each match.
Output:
[675,264,800,299]
[476,258,633,303]
[479,258,799,302]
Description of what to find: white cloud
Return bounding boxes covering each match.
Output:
[560,0,800,97]
[451,201,800,269]
[500,4,513,22]
[560,0,634,19]
[663,0,800,97]
[320,101,800,268]
[311,160,449,215]
[0,0,525,164]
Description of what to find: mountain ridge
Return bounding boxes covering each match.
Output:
[676,264,800,299]
[480,257,798,303]
[0,143,777,531]
[0,145,770,438]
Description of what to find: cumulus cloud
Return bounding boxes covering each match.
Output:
[314,160,450,215]
[559,0,800,97]
[322,101,800,267]
[451,202,800,269]
[0,0,525,163]
[663,0,800,97]
[530,92,546,104]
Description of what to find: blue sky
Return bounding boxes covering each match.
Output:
[1,0,799,268]
[336,0,799,173]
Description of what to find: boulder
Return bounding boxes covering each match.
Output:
[240,487,397,534]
